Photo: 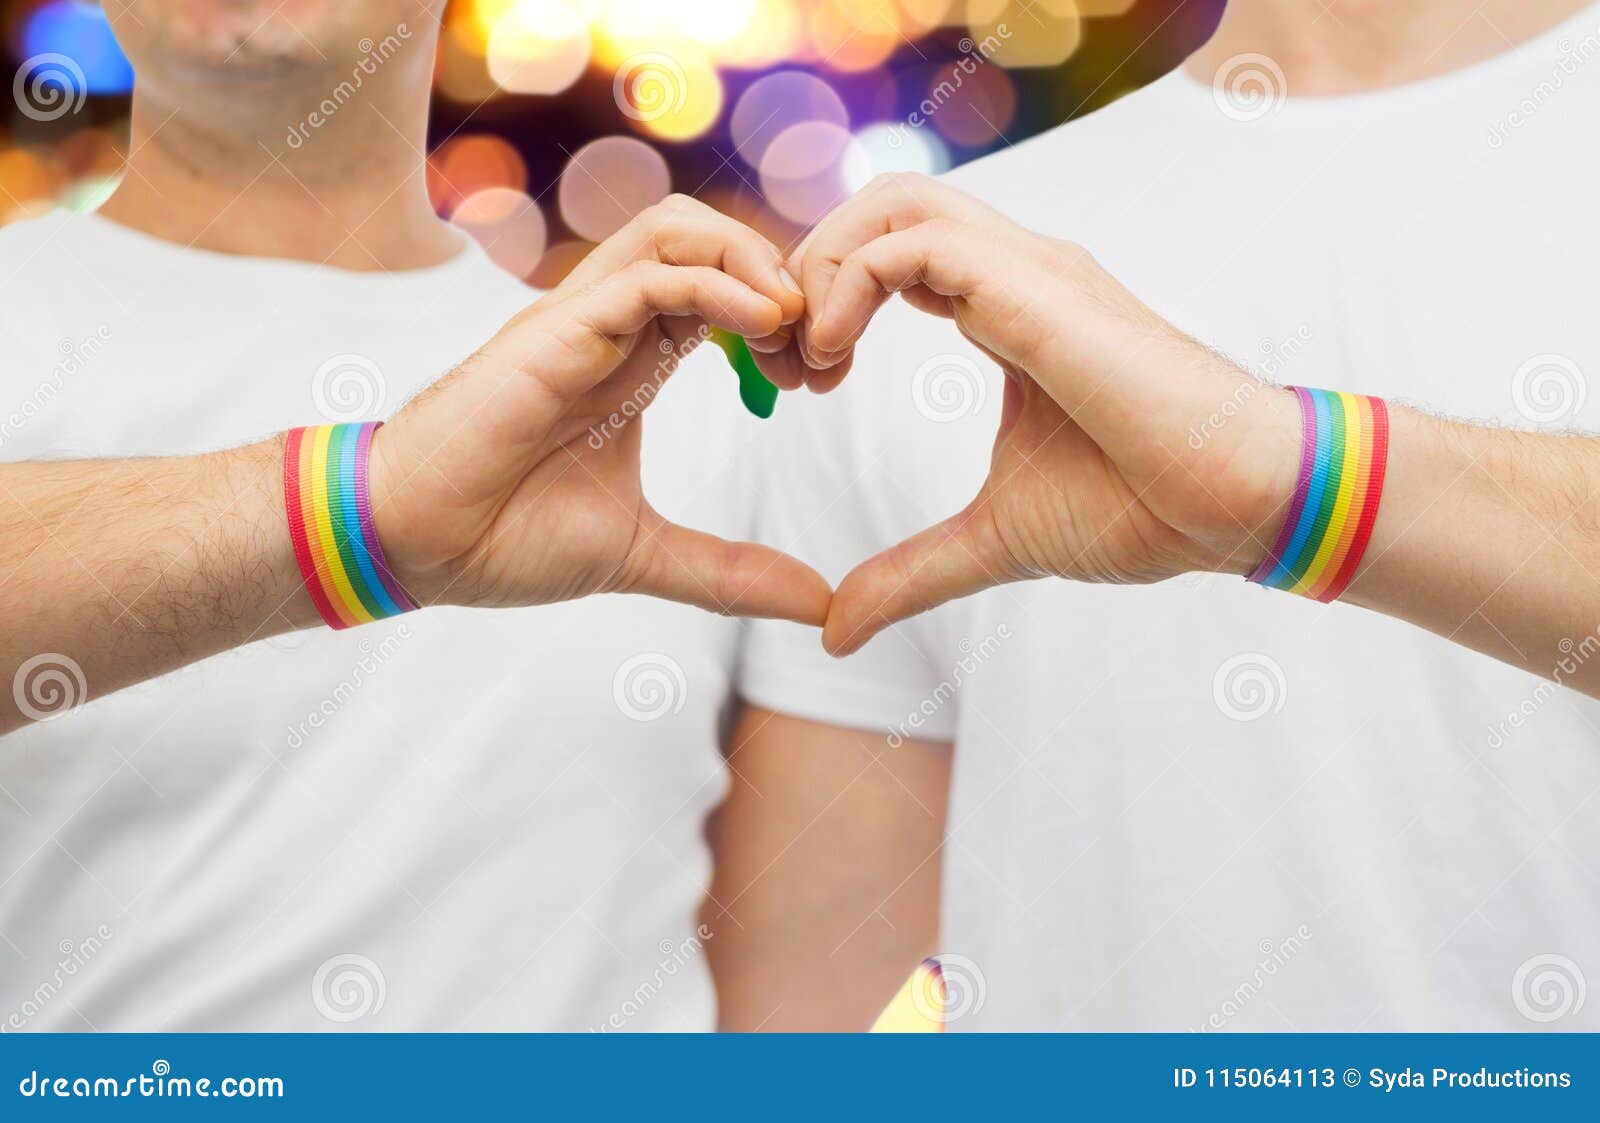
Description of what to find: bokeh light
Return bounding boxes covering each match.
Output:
[451,186,549,278]
[809,0,903,74]
[487,0,592,96]
[20,1,133,95]
[843,123,952,192]
[760,121,865,227]
[614,51,724,142]
[968,0,1084,70]
[427,135,529,217]
[926,59,1018,148]
[558,135,672,242]
[730,71,850,169]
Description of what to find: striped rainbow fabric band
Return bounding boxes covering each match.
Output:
[283,423,418,631]
[1247,387,1390,603]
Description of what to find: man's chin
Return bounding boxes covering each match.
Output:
[117,0,357,80]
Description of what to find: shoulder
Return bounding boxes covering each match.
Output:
[452,241,541,306]
[0,212,96,363]
[0,210,91,294]
[0,208,78,254]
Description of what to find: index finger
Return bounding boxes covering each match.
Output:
[566,194,805,327]
[789,174,995,367]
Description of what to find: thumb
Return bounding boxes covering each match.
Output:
[823,499,1012,657]
[627,507,833,626]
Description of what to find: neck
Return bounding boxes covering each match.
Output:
[1187,0,1591,95]
[98,53,460,272]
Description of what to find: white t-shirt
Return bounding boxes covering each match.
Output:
[743,6,1600,1031]
[0,210,762,1031]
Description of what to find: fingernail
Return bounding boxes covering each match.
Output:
[779,268,803,295]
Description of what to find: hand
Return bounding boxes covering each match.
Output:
[368,195,831,625]
[775,174,1302,654]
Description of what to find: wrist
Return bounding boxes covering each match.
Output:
[220,435,324,633]
[282,423,422,629]
[1241,386,1393,601]
[1184,385,1305,578]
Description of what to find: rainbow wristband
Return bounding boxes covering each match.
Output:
[284,423,418,630]
[1247,387,1390,603]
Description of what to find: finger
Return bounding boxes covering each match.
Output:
[809,219,987,356]
[629,510,834,626]
[744,326,792,354]
[583,262,784,340]
[570,195,805,327]
[793,174,993,366]
[797,349,853,395]
[822,499,1011,657]
[748,342,810,392]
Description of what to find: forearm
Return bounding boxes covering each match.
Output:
[704,707,950,1032]
[1330,407,1600,691]
[1,437,315,732]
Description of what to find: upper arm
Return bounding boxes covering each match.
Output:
[703,703,951,1032]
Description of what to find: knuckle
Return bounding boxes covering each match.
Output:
[655,192,698,217]
[871,171,919,194]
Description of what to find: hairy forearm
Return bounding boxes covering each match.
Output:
[1329,408,1600,692]
[1,437,316,732]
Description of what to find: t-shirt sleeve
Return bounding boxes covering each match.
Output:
[737,300,1000,742]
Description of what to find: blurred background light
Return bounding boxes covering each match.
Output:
[809,0,904,74]
[968,0,1084,70]
[558,135,672,241]
[19,0,133,96]
[487,0,592,96]
[452,186,550,276]
[427,135,529,217]
[730,70,849,169]
[843,123,952,192]
[759,120,864,226]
